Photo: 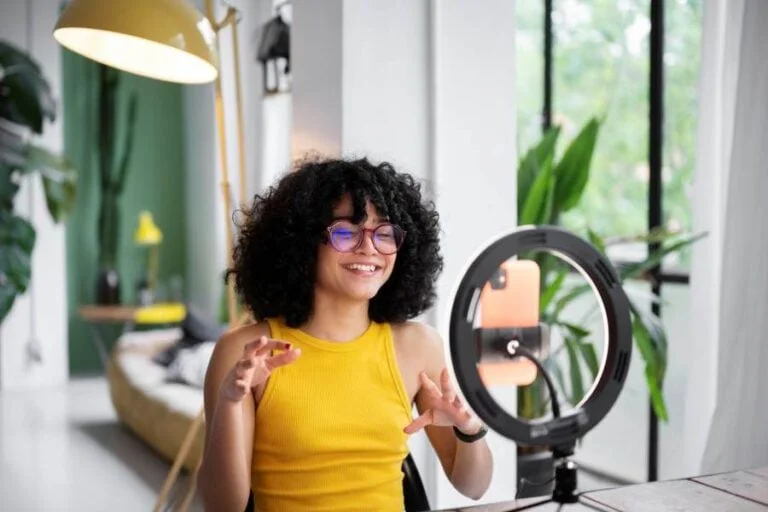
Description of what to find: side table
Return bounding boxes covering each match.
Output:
[78,303,187,369]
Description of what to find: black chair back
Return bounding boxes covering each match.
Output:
[402,452,431,512]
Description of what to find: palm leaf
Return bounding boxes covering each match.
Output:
[520,154,555,225]
[587,228,606,254]
[620,232,707,281]
[541,266,568,312]
[552,117,601,216]
[517,125,560,215]
[629,301,668,421]
[564,336,585,405]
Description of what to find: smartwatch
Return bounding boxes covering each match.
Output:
[453,424,488,443]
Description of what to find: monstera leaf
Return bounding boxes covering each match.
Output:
[0,39,78,323]
[0,40,56,133]
[0,210,35,320]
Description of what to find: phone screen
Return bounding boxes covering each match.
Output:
[476,259,540,387]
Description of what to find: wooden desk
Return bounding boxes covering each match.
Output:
[78,303,186,369]
[434,466,768,511]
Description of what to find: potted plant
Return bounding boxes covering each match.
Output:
[0,40,77,323]
[513,116,704,496]
[93,63,137,304]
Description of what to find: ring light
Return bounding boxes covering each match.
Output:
[444,225,633,507]
[447,225,632,446]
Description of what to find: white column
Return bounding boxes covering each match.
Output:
[0,0,69,389]
[291,1,517,508]
[430,1,517,508]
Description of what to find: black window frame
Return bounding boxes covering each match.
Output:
[540,0,689,482]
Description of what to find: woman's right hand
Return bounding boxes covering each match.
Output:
[219,335,301,403]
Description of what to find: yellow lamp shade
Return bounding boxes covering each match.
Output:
[135,211,163,246]
[53,0,218,84]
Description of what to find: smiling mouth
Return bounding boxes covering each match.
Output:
[343,263,381,274]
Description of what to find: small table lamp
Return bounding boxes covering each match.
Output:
[134,211,163,299]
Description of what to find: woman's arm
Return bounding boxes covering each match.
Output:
[198,326,261,512]
[198,323,301,511]
[405,324,494,500]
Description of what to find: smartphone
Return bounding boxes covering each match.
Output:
[476,259,540,387]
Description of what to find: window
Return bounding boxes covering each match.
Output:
[516,0,703,483]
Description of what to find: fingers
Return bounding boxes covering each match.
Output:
[419,371,442,398]
[265,347,302,370]
[244,336,293,357]
[233,378,250,396]
[440,368,456,403]
[403,410,434,435]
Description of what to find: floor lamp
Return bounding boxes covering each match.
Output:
[53,0,247,509]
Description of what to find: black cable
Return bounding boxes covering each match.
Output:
[506,341,562,419]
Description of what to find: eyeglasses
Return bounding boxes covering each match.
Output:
[326,221,406,255]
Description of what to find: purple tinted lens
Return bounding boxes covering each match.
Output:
[330,227,360,251]
[373,226,402,253]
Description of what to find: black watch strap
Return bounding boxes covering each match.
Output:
[453,425,488,443]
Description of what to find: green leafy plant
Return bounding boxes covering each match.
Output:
[0,40,77,322]
[517,116,704,422]
[94,64,137,278]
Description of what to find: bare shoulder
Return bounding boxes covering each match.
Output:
[215,321,272,353]
[391,320,446,364]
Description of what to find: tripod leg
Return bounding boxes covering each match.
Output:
[154,409,205,512]
[504,497,553,511]
[176,455,203,512]
[576,496,614,511]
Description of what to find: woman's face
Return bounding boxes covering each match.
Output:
[315,196,400,303]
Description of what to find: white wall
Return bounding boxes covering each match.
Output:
[430,0,518,508]
[290,0,343,159]
[183,0,272,318]
[0,0,69,389]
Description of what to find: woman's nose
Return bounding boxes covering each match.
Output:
[356,231,378,254]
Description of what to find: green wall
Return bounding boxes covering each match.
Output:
[62,50,187,375]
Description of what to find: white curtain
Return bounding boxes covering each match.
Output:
[685,0,768,475]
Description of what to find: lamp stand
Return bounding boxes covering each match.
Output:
[153,1,248,510]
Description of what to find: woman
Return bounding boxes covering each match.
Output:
[198,157,493,511]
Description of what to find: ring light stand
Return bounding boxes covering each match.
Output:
[445,225,633,510]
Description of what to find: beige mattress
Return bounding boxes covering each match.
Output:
[106,329,205,473]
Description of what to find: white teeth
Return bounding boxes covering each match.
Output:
[346,264,376,272]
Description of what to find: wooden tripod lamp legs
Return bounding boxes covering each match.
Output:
[153,409,205,512]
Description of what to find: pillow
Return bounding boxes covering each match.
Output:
[153,305,226,367]
[166,341,216,388]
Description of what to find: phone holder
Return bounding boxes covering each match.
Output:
[475,324,549,362]
[445,225,633,510]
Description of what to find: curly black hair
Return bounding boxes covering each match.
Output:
[227,156,443,327]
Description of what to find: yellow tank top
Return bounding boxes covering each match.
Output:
[251,318,413,511]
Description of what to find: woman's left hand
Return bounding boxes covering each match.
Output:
[404,368,483,436]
